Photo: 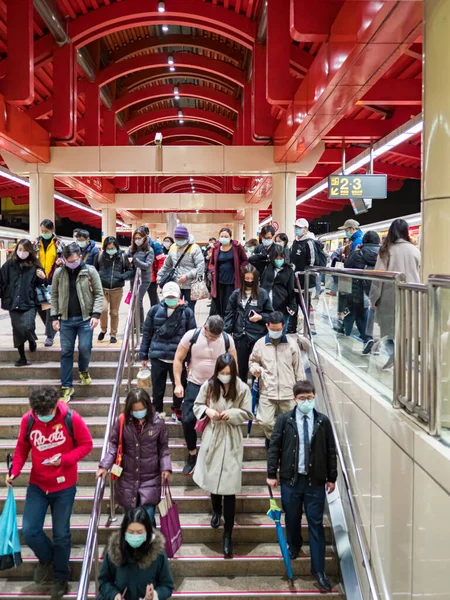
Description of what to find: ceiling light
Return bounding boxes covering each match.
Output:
[162,25,169,32]
[173,86,179,95]
[178,110,183,118]
[158,1,166,13]
[168,56,174,65]
[169,66,175,72]
[179,119,184,124]
[190,177,193,182]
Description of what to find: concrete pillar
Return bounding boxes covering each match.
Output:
[236,222,244,243]
[29,173,54,239]
[244,207,259,241]
[102,205,116,239]
[271,172,297,234]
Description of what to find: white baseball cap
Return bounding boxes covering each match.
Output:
[295,218,309,228]
[162,282,181,298]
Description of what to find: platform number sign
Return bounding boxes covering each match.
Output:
[327,174,387,200]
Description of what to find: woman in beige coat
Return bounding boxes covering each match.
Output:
[369,218,421,369]
[193,353,253,559]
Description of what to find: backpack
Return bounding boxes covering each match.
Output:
[25,409,75,443]
[186,328,230,366]
[313,239,328,267]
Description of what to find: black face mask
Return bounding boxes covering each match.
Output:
[245,281,253,288]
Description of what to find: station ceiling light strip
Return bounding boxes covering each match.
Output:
[259,116,423,227]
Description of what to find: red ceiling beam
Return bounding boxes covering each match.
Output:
[389,142,421,161]
[84,82,101,146]
[266,0,296,105]
[161,181,222,193]
[136,128,231,147]
[373,162,421,180]
[98,53,245,89]
[252,43,277,140]
[357,79,422,106]
[289,0,343,43]
[52,43,77,142]
[126,108,236,136]
[26,98,53,120]
[289,45,314,75]
[318,148,361,164]
[325,116,415,141]
[125,69,235,94]
[274,1,422,162]
[112,84,240,115]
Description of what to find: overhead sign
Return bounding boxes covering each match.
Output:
[328,174,387,200]
[272,221,280,232]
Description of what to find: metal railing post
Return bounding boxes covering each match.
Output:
[428,283,440,436]
[393,275,405,409]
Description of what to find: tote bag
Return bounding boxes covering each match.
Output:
[158,482,182,558]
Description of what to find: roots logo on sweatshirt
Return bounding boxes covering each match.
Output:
[30,424,66,452]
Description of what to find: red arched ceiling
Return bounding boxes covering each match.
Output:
[125,108,236,136]
[136,128,231,147]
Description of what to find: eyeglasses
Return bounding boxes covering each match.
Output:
[295,396,314,402]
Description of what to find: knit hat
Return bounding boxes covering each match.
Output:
[162,282,181,298]
[174,225,189,240]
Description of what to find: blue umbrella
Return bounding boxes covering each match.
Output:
[247,378,260,438]
[0,454,22,571]
[267,485,294,585]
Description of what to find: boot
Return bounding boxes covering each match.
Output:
[223,532,233,559]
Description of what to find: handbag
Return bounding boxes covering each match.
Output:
[158,481,182,558]
[194,385,211,433]
[190,277,210,301]
[35,285,51,306]
[159,244,192,289]
[110,414,125,480]
[124,290,132,305]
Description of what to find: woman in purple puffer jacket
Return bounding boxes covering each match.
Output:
[96,388,172,527]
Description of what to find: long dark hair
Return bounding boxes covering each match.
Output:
[10,239,42,269]
[123,388,154,423]
[379,218,411,262]
[119,507,153,565]
[239,264,260,300]
[102,236,120,251]
[131,227,149,254]
[270,243,287,266]
[209,353,238,402]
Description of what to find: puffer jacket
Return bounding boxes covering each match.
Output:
[224,288,273,343]
[260,264,297,315]
[51,263,104,321]
[100,412,171,508]
[344,243,380,315]
[249,333,305,401]
[98,250,133,289]
[157,243,205,290]
[80,239,100,268]
[128,247,155,287]
[140,300,196,361]
[150,239,165,284]
[0,260,41,311]
[33,235,65,284]
[290,232,316,288]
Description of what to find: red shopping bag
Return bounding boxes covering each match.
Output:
[158,482,182,558]
[124,291,132,305]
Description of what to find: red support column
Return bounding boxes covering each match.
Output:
[84,82,101,146]
[52,43,77,142]
[252,43,276,140]
[266,0,296,105]
[102,109,117,146]
[116,127,129,146]
[4,0,34,104]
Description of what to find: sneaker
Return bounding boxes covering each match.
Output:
[97,332,106,341]
[362,339,374,355]
[327,291,337,297]
[29,340,37,352]
[157,411,166,420]
[171,409,182,423]
[51,581,68,600]
[80,371,92,386]
[44,337,53,347]
[182,453,197,475]
[34,561,52,584]
[110,336,117,344]
[61,387,75,403]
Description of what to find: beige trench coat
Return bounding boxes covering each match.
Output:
[193,378,253,496]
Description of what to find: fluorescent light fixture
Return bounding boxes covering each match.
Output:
[158,1,166,13]
[173,86,179,96]
[0,168,30,187]
[162,25,169,32]
[169,66,175,72]
[168,56,174,65]
[54,193,101,217]
[296,181,327,205]
[190,177,193,182]
[178,110,183,117]
[179,119,184,124]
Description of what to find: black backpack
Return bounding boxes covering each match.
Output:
[313,239,328,267]
[186,328,230,366]
[25,409,75,443]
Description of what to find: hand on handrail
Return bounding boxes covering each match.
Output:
[96,467,107,480]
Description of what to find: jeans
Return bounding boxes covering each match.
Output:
[22,484,76,582]
[60,316,93,387]
[331,276,338,293]
[37,305,55,339]
[281,476,326,574]
[151,358,186,413]
[145,504,157,528]
[211,494,236,533]
[343,309,368,341]
[181,381,201,451]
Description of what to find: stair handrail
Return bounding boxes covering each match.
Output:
[295,272,380,600]
[77,269,142,600]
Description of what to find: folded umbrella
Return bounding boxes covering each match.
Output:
[0,454,22,571]
[247,377,260,438]
[266,485,294,585]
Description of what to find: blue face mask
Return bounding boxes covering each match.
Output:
[262,238,273,247]
[175,239,187,247]
[295,227,304,237]
[41,233,52,240]
[132,409,147,420]
[165,298,178,308]
[106,248,117,256]
[297,399,315,414]
[37,412,55,423]
[77,240,87,248]
[345,230,353,239]
[125,532,147,548]
[274,259,284,268]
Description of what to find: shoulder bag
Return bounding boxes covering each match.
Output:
[110,414,125,480]
[194,385,211,434]
[159,244,192,288]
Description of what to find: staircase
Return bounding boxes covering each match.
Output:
[0,347,344,600]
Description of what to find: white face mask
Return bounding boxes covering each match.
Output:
[268,329,283,340]
[17,250,29,260]
[163,241,171,249]
[262,238,273,247]
[218,374,231,384]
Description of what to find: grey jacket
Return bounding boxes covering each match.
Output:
[51,264,104,321]
[157,242,205,290]
[128,247,155,287]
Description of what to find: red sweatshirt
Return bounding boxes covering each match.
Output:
[11,401,93,493]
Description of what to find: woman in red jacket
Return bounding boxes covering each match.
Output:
[209,228,248,318]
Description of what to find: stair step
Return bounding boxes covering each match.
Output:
[0,348,121,363]
[0,381,129,398]
[0,363,139,380]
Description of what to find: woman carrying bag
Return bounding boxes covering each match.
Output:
[99,506,174,600]
[96,389,172,527]
[193,353,253,559]
[0,239,46,366]
[260,243,296,326]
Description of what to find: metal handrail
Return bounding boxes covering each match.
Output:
[295,272,380,600]
[77,270,141,600]
[305,265,405,283]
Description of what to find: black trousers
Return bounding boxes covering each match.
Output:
[151,358,187,413]
[147,281,159,307]
[235,336,256,383]
[211,494,236,533]
[210,283,235,318]
[181,381,201,451]
[181,288,196,313]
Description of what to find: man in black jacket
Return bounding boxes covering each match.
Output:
[267,380,337,592]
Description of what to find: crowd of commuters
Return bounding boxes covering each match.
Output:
[2,214,423,597]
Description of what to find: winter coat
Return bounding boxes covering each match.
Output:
[369,239,421,338]
[249,243,289,277]
[99,413,172,508]
[33,235,65,284]
[98,250,133,289]
[11,401,93,493]
[51,263,104,321]
[99,530,174,600]
[348,229,364,251]
[224,288,273,343]
[0,260,42,311]
[249,333,305,401]
[140,301,196,362]
[80,239,100,268]
[344,243,380,315]
[150,239,165,284]
[267,407,338,488]
[157,243,205,290]
[260,264,296,315]
[128,247,155,287]
[193,378,253,495]
[290,232,316,288]
[209,240,248,298]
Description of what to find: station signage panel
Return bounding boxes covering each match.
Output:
[327,174,387,200]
